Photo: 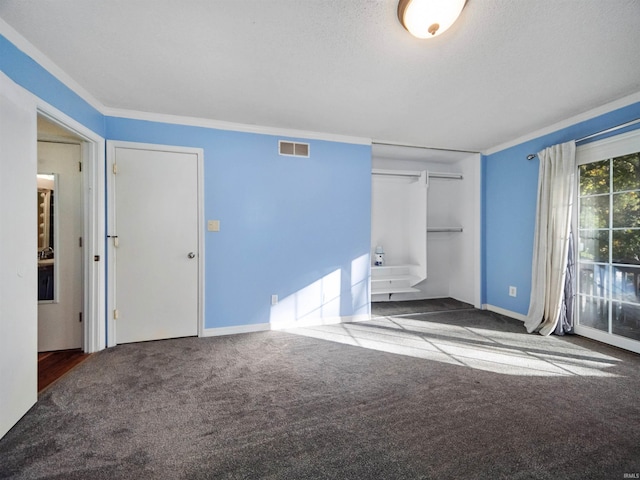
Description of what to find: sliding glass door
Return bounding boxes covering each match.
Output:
[576,129,640,353]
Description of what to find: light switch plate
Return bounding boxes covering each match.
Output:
[207,220,220,232]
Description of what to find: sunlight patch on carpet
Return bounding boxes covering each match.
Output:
[285,317,621,377]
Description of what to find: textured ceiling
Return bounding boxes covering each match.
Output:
[1,0,639,153]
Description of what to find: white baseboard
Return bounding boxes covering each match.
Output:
[483,304,527,322]
[270,314,371,330]
[201,315,371,337]
[201,323,270,337]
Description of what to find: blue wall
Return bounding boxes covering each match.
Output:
[0,35,104,136]
[0,33,371,331]
[106,118,371,328]
[483,103,640,315]
[5,29,640,326]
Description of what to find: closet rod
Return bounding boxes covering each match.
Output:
[526,117,640,160]
[373,141,479,154]
[429,172,463,180]
[371,171,463,180]
[372,171,419,178]
[427,227,464,232]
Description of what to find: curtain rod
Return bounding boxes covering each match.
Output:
[372,141,479,154]
[526,117,640,160]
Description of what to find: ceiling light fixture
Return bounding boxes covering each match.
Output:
[397,0,466,39]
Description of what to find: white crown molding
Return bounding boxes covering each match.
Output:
[484,91,640,156]
[0,17,105,113]
[0,18,371,146]
[102,106,372,146]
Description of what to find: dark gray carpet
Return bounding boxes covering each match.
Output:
[1,309,639,479]
[372,298,473,317]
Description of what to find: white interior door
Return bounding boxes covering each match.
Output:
[37,141,83,351]
[111,144,200,344]
[0,73,37,439]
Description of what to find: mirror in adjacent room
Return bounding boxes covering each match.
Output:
[37,173,57,302]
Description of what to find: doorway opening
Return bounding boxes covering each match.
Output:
[37,115,87,387]
[35,109,105,387]
[37,117,84,352]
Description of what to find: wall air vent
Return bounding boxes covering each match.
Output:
[279,140,310,157]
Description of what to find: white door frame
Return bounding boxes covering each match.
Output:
[574,128,640,354]
[106,140,205,346]
[36,101,106,354]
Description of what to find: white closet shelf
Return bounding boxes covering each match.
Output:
[371,264,423,295]
[372,274,422,282]
[372,286,422,295]
[371,263,419,271]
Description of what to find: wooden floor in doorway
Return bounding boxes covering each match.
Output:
[38,349,91,392]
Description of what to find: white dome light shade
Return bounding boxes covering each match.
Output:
[398,0,466,39]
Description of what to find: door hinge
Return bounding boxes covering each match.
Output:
[79,236,83,248]
[79,161,82,172]
[94,255,100,262]
[113,309,119,319]
[112,163,118,174]
[79,312,83,323]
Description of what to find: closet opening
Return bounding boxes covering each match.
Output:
[370,144,481,315]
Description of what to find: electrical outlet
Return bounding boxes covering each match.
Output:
[509,286,517,297]
[271,294,278,305]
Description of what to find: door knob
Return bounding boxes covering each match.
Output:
[187,252,196,259]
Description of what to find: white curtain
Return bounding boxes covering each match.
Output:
[525,141,576,336]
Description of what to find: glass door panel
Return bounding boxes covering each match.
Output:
[577,151,640,345]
